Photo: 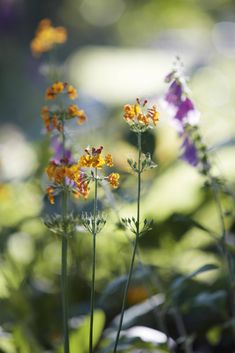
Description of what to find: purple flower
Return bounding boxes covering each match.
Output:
[175,98,194,122]
[165,81,182,107]
[51,136,73,164]
[181,137,198,166]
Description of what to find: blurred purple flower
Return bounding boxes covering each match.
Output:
[165,81,182,107]
[51,136,73,164]
[181,136,198,166]
[164,67,200,167]
[175,98,195,122]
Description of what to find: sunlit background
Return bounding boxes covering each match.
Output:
[1,0,235,351]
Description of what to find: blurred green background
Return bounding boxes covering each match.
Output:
[1,0,235,352]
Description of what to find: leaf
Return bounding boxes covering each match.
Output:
[13,325,42,353]
[58,310,105,353]
[171,264,219,291]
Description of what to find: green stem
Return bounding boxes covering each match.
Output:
[113,132,142,353]
[172,305,192,353]
[61,190,70,353]
[89,168,98,353]
[210,177,235,325]
[61,121,70,353]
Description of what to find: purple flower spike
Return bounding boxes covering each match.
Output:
[181,137,198,166]
[175,98,194,122]
[165,81,182,107]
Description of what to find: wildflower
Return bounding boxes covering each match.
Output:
[30,18,67,56]
[67,85,78,100]
[105,153,114,167]
[45,87,56,100]
[123,99,159,132]
[67,105,86,124]
[51,81,65,93]
[164,64,200,166]
[107,173,120,189]
[181,136,198,166]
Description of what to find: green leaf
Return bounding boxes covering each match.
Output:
[171,264,219,291]
[13,325,42,353]
[58,310,105,353]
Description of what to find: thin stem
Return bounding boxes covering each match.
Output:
[172,305,193,353]
[113,132,142,353]
[89,168,98,353]
[210,177,235,324]
[61,121,70,353]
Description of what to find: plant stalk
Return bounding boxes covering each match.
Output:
[89,168,98,353]
[113,132,142,353]
[61,121,70,353]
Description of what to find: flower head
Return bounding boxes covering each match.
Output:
[107,173,120,189]
[30,19,67,56]
[123,99,159,132]
[41,82,87,133]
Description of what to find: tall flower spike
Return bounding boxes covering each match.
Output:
[164,62,201,166]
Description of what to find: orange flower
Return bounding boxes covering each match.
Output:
[77,110,86,125]
[30,19,67,56]
[45,87,56,100]
[68,104,80,117]
[105,153,114,167]
[123,99,159,130]
[107,173,120,189]
[79,155,105,169]
[67,85,77,100]
[52,82,64,93]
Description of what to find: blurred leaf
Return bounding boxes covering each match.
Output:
[13,325,42,353]
[207,326,222,346]
[171,264,219,291]
[0,332,16,353]
[193,290,226,308]
[58,310,105,353]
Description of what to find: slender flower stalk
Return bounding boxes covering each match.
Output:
[113,99,159,353]
[78,146,120,352]
[113,133,142,353]
[89,168,98,353]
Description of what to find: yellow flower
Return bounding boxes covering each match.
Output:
[123,99,159,130]
[67,85,78,100]
[52,82,64,93]
[68,104,80,117]
[79,155,105,169]
[45,87,56,100]
[107,173,120,189]
[105,153,114,167]
[76,110,87,125]
[30,19,67,56]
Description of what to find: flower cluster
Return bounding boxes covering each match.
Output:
[78,146,120,189]
[123,99,159,132]
[164,66,200,166]
[30,19,67,56]
[46,160,89,204]
[41,82,86,132]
